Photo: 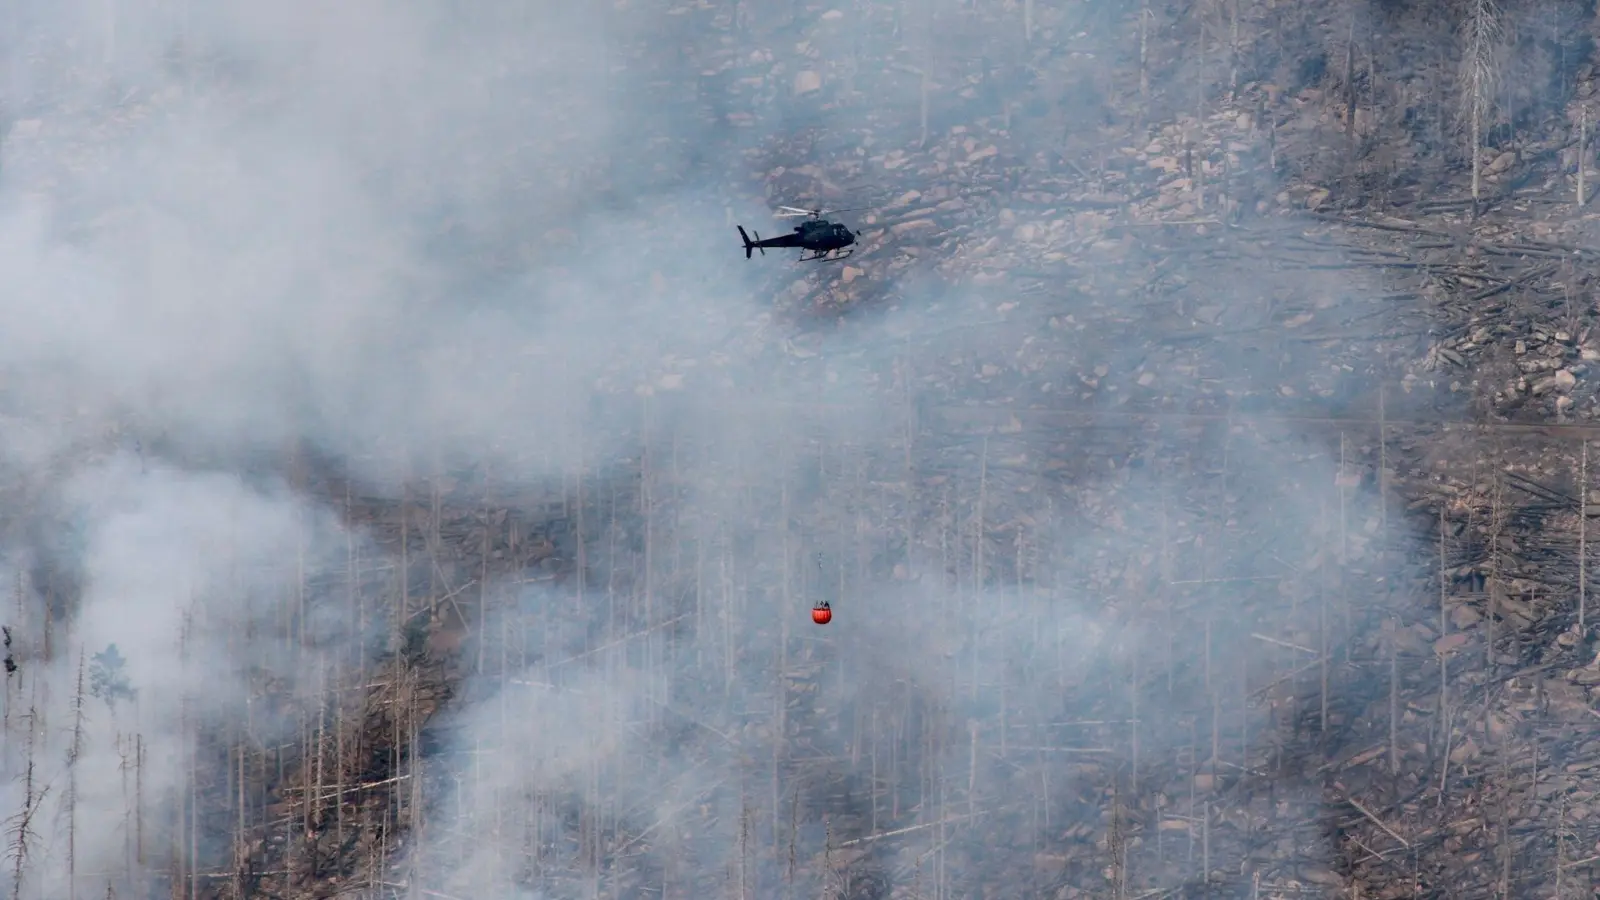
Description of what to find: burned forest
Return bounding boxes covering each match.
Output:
[5,0,1600,898]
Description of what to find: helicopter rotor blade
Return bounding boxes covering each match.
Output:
[774,203,876,221]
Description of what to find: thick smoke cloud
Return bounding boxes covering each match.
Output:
[0,0,762,488]
[402,414,1392,897]
[1,456,366,899]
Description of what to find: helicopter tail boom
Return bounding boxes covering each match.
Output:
[737,226,765,259]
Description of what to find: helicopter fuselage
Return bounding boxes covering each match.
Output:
[791,219,855,253]
[737,218,857,261]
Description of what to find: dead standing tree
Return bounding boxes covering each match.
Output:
[5,707,46,900]
[1459,0,1503,218]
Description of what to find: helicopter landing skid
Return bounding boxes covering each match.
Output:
[799,248,854,263]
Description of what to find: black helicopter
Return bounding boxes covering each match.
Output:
[737,205,863,262]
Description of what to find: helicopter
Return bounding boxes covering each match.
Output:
[737,205,864,262]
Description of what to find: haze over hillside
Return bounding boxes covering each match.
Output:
[1,1,1598,899]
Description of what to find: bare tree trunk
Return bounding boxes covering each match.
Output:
[1388,620,1400,777]
[68,654,86,900]
[135,732,145,868]
[8,707,43,900]
[1461,0,1502,218]
[1583,441,1590,631]
[1471,100,1483,214]
[1344,16,1357,163]
[1580,105,1589,209]
[1229,0,1240,97]
[408,714,423,900]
